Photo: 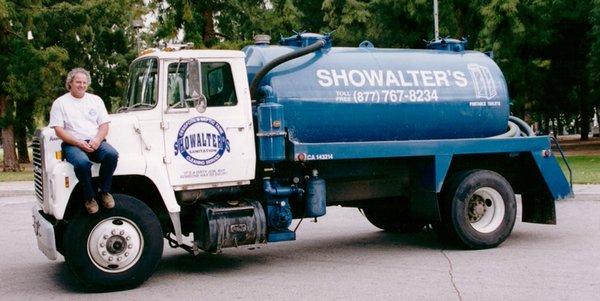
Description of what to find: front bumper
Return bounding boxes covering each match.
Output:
[31,205,57,260]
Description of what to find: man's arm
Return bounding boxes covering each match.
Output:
[54,126,94,152]
[88,122,109,150]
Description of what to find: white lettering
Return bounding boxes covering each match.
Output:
[421,70,436,87]
[453,71,468,87]
[398,71,412,86]
[385,70,400,86]
[406,70,420,86]
[316,69,333,87]
[364,70,384,86]
[433,70,450,86]
[331,69,349,87]
[348,70,366,87]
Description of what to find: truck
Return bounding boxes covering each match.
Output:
[31,32,572,291]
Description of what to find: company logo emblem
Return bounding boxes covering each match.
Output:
[174,117,230,166]
[467,64,497,100]
[88,108,97,117]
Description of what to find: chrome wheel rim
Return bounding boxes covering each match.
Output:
[87,217,144,273]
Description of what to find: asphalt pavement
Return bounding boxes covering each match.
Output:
[1,181,599,300]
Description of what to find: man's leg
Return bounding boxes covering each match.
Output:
[92,141,119,193]
[62,143,98,213]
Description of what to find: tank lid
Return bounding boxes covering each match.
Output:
[280,32,332,48]
[254,34,271,45]
[426,37,467,52]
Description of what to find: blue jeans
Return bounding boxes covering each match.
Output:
[62,141,119,201]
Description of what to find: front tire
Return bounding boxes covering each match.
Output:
[437,170,516,249]
[63,194,163,291]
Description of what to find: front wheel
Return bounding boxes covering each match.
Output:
[437,170,517,249]
[63,194,163,291]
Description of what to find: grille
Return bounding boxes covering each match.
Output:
[32,136,44,204]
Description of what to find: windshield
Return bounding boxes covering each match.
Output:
[118,58,158,112]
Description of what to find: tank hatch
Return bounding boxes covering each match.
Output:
[426,37,467,52]
[280,32,332,48]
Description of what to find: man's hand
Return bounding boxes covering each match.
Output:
[77,140,95,153]
[89,138,101,150]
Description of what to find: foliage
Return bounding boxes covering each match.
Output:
[0,0,141,171]
[1,0,600,172]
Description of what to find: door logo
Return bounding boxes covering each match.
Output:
[174,117,230,165]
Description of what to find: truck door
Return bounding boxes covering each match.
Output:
[161,58,255,188]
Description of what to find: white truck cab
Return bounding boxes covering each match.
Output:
[32,50,259,289]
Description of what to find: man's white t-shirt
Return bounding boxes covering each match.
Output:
[49,92,110,140]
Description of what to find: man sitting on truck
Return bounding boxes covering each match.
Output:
[48,68,119,214]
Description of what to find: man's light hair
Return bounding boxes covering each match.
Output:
[65,68,91,91]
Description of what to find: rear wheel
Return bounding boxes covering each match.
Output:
[436,170,516,249]
[361,207,426,233]
[63,194,163,291]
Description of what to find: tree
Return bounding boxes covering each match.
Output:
[0,0,140,171]
[588,0,600,134]
[0,0,24,171]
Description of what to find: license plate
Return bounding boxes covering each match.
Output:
[32,206,58,260]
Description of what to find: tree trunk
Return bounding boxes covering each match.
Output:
[580,107,591,141]
[16,125,30,164]
[202,9,215,45]
[556,113,564,136]
[0,95,20,172]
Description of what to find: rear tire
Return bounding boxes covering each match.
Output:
[63,194,163,291]
[436,170,516,249]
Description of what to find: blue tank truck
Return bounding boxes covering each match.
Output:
[31,32,572,290]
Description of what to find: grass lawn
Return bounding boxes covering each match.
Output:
[0,170,33,181]
[0,149,34,181]
[558,155,600,184]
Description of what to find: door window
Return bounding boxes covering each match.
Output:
[202,62,237,107]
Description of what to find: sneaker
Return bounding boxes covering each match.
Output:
[100,192,115,209]
[85,198,99,214]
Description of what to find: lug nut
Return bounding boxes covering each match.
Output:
[102,251,107,256]
[117,257,122,262]
[126,236,130,241]
[125,252,129,257]
[103,235,108,239]
[100,243,105,247]
[108,257,113,261]
[112,229,118,235]
[128,244,133,249]
[120,230,124,235]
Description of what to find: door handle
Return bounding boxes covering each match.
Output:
[133,123,152,151]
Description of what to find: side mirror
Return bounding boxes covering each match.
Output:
[187,60,206,113]
[195,93,207,113]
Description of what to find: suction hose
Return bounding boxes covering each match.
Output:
[491,116,534,138]
[250,39,326,100]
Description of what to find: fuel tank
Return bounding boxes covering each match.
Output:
[243,33,509,143]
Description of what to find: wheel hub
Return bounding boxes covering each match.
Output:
[468,196,487,222]
[87,217,143,273]
[467,187,506,234]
